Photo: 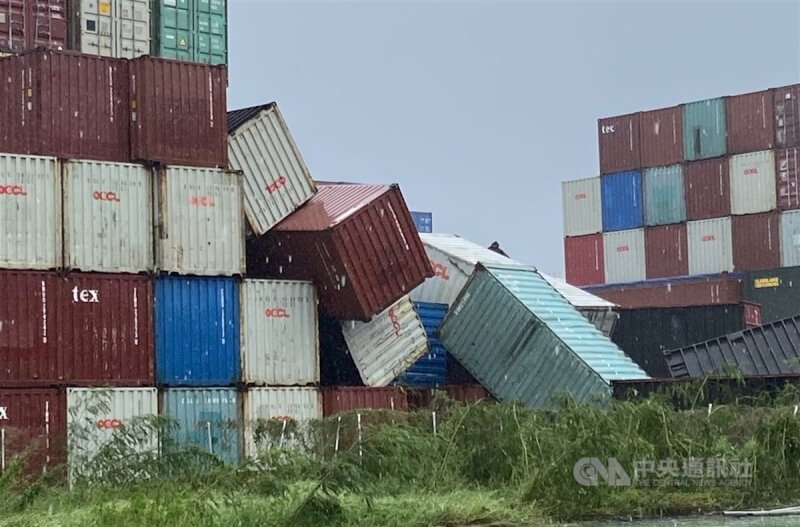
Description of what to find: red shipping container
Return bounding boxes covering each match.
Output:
[322,387,408,417]
[598,113,641,175]
[743,302,762,328]
[684,158,731,220]
[640,106,683,168]
[248,183,432,321]
[564,233,604,286]
[774,84,800,149]
[776,147,800,210]
[726,90,775,155]
[0,1,68,53]
[645,224,688,279]
[0,50,130,162]
[130,57,227,168]
[732,212,780,272]
[0,388,66,477]
[584,273,744,309]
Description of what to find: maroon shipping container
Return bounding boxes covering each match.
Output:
[645,224,688,279]
[640,106,683,168]
[684,158,731,220]
[598,113,641,174]
[322,387,409,417]
[776,147,800,210]
[0,50,130,161]
[0,1,68,53]
[774,84,800,149]
[584,273,744,309]
[726,90,774,155]
[247,183,433,321]
[732,212,780,272]
[130,57,227,167]
[0,388,66,476]
[744,302,762,328]
[564,234,604,286]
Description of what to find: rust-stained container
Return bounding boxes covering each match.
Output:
[0,388,66,476]
[776,147,800,210]
[726,90,775,154]
[584,273,745,309]
[129,56,227,167]
[732,211,781,272]
[640,106,683,168]
[247,183,433,321]
[0,0,68,53]
[0,50,130,162]
[598,113,641,175]
[774,84,800,149]
[321,387,408,417]
[684,158,731,221]
[564,233,604,286]
[645,224,688,279]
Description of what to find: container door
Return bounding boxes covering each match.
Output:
[195,0,225,64]
[157,0,191,61]
[79,0,114,57]
[32,0,67,50]
[118,0,150,58]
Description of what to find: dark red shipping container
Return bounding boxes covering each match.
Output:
[684,158,731,220]
[130,57,227,167]
[598,113,641,175]
[645,224,688,279]
[0,0,68,53]
[776,147,800,210]
[564,234,604,286]
[726,90,775,154]
[0,388,66,476]
[0,50,130,161]
[640,106,683,168]
[584,273,744,309]
[247,183,433,321]
[322,387,409,417]
[732,212,780,272]
[774,84,800,149]
[744,302,762,328]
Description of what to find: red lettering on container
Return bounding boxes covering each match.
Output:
[574,193,587,200]
[701,235,716,242]
[190,196,215,207]
[388,308,401,337]
[265,308,289,318]
[266,176,288,194]
[97,418,122,430]
[92,190,121,202]
[743,168,759,175]
[431,261,449,280]
[0,185,27,196]
[616,245,629,253]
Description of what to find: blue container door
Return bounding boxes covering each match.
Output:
[394,302,448,387]
[601,171,643,232]
[683,98,727,161]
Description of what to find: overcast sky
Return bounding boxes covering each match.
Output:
[228,0,800,277]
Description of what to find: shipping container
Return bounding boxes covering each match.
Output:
[0,388,66,475]
[440,264,648,408]
[643,165,685,226]
[155,166,245,276]
[160,388,241,465]
[684,157,731,220]
[603,229,646,284]
[321,387,408,417]
[243,387,321,457]
[318,316,362,387]
[601,170,643,232]
[410,211,433,233]
[726,90,774,154]
[732,211,780,271]
[564,233,604,286]
[0,154,61,270]
[640,106,683,168]
[729,150,777,215]
[247,183,433,322]
[153,0,227,65]
[0,50,130,161]
[562,177,602,236]
[683,98,727,161]
[129,56,227,167]
[72,0,151,58]
[240,280,318,386]
[406,384,493,409]
[598,113,641,175]
[0,0,67,52]
[539,273,619,337]
[63,160,153,273]
[744,267,800,323]
[645,224,688,279]
[776,147,800,210]
[774,84,800,149]
[687,217,733,275]
[781,210,800,266]
[393,302,448,388]
[154,277,239,387]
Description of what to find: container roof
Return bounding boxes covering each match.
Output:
[273,183,393,231]
[227,103,277,134]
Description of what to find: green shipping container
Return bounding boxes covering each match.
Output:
[154,0,228,65]
[644,164,686,226]
[744,267,800,324]
[683,98,727,161]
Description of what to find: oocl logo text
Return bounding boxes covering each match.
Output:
[97,418,122,430]
[743,168,759,175]
[0,185,26,196]
[616,245,629,253]
[266,176,287,194]
[431,261,450,280]
[701,235,716,242]
[265,308,289,318]
[190,195,215,207]
[93,191,121,202]
[574,193,588,200]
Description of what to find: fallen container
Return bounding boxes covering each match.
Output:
[393,302,448,388]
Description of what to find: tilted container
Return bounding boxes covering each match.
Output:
[393,302,448,388]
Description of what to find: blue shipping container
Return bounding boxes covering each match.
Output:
[410,211,433,233]
[644,165,686,226]
[394,302,448,387]
[155,277,240,386]
[601,171,644,232]
[161,388,241,465]
[683,98,727,161]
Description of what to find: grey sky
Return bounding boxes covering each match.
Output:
[228,0,800,277]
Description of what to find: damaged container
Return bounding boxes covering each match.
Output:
[726,90,774,154]
[564,233,604,286]
[683,98,727,161]
[393,302,448,388]
[598,113,641,175]
[603,229,646,284]
[562,177,602,237]
[71,0,151,58]
[539,274,619,338]
[0,388,66,476]
[640,105,683,168]
[0,0,67,53]
[243,387,321,457]
[729,150,777,215]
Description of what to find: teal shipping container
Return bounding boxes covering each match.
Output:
[439,264,648,408]
[161,388,241,465]
[154,0,227,65]
[683,98,727,161]
[644,165,686,226]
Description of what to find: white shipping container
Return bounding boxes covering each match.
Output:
[0,154,61,270]
[687,218,734,275]
[64,160,153,273]
[341,295,429,387]
[243,387,321,458]
[602,229,646,284]
[74,0,151,58]
[241,279,319,385]
[562,177,602,236]
[781,210,800,267]
[730,150,777,215]
[156,166,245,276]
[228,104,317,235]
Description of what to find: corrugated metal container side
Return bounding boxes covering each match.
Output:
[0,50,130,162]
[683,98,727,161]
[0,0,67,52]
[781,210,800,266]
[440,264,647,408]
[564,233,605,286]
[340,296,429,387]
[129,57,227,167]
[240,280,319,386]
[0,154,61,270]
[776,147,800,210]
[598,113,641,175]
[744,302,762,328]
[687,217,733,275]
[154,0,228,65]
[726,90,775,154]
[227,104,317,236]
[0,388,66,475]
[160,388,241,465]
[640,106,683,168]
[645,224,688,279]
[730,150,777,215]
[602,229,646,284]
[643,165,685,226]
[156,166,245,276]
[562,177,602,237]
[72,0,151,58]
[732,211,780,271]
[243,387,321,457]
[601,171,644,232]
[410,211,433,233]
[774,84,800,149]
[154,277,240,387]
[744,267,800,323]
[684,157,731,220]
[321,387,409,417]
[394,302,448,388]
[63,160,153,273]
